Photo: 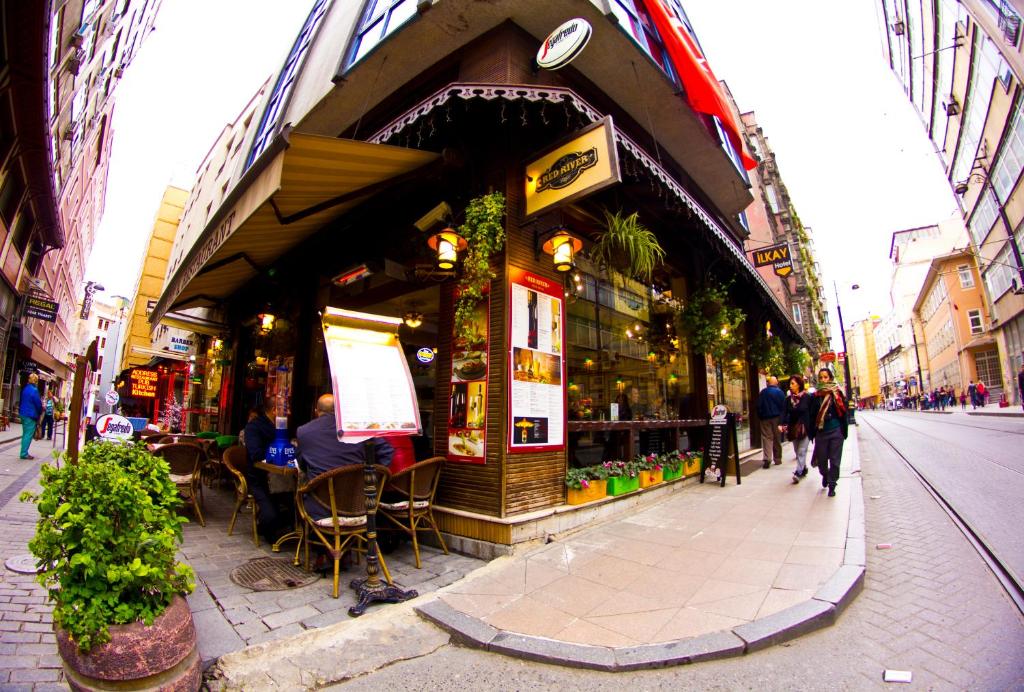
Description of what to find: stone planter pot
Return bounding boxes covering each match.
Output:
[662,466,683,482]
[639,468,663,488]
[56,595,200,691]
[567,479,607,505]
[606,475,639,496]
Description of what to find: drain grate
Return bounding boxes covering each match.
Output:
[229,557,319,591]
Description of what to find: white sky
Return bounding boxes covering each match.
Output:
[88,1,958,353]
[683,1,961,349]
[84,0,313,299]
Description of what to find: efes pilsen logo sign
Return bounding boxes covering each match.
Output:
[752,242,794,277]
[536,148,598,192]
[525,116,621,218]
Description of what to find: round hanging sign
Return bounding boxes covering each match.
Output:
[104,389,120,406]
[416,347,435,364]
[536,18,592,70]
[96,413,135,440]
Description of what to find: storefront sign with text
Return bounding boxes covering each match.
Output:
[751,242,794,277]
[129,369,159,398]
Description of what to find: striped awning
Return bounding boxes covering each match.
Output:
[150,131,439,326]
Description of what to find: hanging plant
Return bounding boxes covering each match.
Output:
[453,192,506,347]
[749,333,787,376]
[783,344,811,376]
[678,281,745,363]
[590,210,665,284]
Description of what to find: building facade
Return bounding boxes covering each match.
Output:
[912,249,996,393]
[879,0,1024,401]
[845,317,882,407]
[0,0,160,412]
[152,0,807,547]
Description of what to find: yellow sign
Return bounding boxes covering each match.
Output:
[525,116,621,218]
[751,242,794,277]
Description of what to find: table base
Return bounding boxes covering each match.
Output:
[348,577,417,617]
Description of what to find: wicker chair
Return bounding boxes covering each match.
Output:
[378,457,447,568]
[297,464,392,598]
[223,445,258,546]
[154,443,205,527]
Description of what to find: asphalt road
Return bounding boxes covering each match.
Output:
[857,410,1024,590]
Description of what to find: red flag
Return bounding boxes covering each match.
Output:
[639,0,757,171]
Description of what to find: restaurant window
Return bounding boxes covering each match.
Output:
[0,167,26,227]
[347,0,419,68]
[706,352,751,451]
[246,0,328,169]
[968,308,984,334]
[958,263,975,288]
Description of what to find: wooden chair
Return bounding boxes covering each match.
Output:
[154,443,205,527]
[378,456,447,568]
[222,445,258,546]
[296,464,392,598]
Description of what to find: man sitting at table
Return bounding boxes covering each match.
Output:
[297,394,393,521]
[244,400,284,542]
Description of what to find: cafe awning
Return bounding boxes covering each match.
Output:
[159,310,229,338]
[130,346,191,362]
[150,131,439,327]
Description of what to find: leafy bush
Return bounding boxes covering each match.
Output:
[453,192,506,347]
[678,281,745,362]
[602,460,639,478]
[661,450,684,474]
[21,442,195,652]
[565,466,592,490]
[634,453,662,472]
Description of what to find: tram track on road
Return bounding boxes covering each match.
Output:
[870,413,1024,478]
[894,410,1024,436]
[860,415,1024,618]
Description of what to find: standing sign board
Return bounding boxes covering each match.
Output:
[701,405,740,487]
[321,307,420,442]
[508,267,565,453]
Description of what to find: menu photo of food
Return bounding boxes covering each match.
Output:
[448,428,484,457]
[512,416,548,445]
[512,347,561,385]
[452,350,487,382]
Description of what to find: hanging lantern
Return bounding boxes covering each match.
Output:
[541,228,582,272]
[427,228,467,270]
[403,311,424,329]
[258,313,276,333]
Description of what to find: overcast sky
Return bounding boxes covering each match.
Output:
[86,1,958,352]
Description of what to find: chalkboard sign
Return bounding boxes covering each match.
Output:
[701,405,740,486]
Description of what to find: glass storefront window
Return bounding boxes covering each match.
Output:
[705,353,751,451]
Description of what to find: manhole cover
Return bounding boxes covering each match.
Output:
[5,554,41,574]
[229,557,319,591]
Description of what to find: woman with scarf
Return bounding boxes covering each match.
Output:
[782,374,811,484]
[807,367,849,497]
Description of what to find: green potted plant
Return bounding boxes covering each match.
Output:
[453,192,506,347]
[603,459,640,496]
[565,466,606,505]
[661,450,684,481]
[589,209,666,284]
[682,449,703,477]
[635,453,664,488]
[21,441,199,690]
[749,333,786,377]
[678,281,745,363]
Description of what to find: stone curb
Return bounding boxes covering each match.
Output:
[412,438,869,671]
[966,410,1024,417]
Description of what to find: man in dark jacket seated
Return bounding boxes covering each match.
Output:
[297,394,393,521]
[244,401,282,541]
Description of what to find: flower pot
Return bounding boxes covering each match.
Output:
[683,456,701,477]
[56,595,200,692]
[567,479,607,505]
[639,468,663,488]
[662,466,683,482]
[606,475,639,496]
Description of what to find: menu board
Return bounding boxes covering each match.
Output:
[322,307,420,442]
[448,295,488,464]
[508,267,565,453]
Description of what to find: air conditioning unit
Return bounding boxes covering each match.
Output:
[944,96,960,116]
[62,128,74,142]
[113,66,124,78]
[999,6,1021,46]
[67,48,86,76]
[893,19,905,36]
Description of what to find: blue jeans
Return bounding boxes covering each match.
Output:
[20,417,37,458]
[42,414,54,439]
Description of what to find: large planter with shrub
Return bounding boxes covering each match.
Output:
[662,465,683,482]
[683,454,702,477]
[567,479,607,505]
[606,475,640,496]
[639,467,663,488]
[22,441,197,691]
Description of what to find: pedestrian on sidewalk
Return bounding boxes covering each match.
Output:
[968,380,978,409]
[1018,364,1024,412]
[808,367,848,498]
[756,375,786,469]
[42,391,56,440]
[977,380,988,407]
[959,390,967,409]
[783,374,810,483]
[18,373,43,460]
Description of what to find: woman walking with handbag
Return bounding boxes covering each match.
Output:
[808,367,849,498]
[783,374,811,484]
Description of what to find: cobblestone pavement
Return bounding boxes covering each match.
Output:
[0,432,484,690]
[330,422,1024,690]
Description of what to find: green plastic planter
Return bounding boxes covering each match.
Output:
[606,475,639,496]
[662,466,683,481]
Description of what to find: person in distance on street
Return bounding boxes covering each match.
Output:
[807,367,848,498]
[18,374,43,460]
[756,376,786,469]
[1018,364,1024,412]
[781,374,811,484]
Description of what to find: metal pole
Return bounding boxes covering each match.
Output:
[910,320,926,405]
[834,283,856,424]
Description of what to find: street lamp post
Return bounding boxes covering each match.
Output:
[834,282,858,425]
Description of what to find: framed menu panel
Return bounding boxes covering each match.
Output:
[508,267,565,453]
[447,295,488,464]
[322,307,420,442]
